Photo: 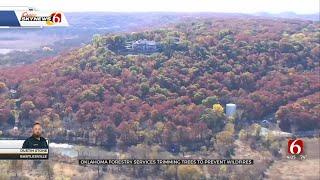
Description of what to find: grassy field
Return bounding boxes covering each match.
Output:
[0,160,102,180]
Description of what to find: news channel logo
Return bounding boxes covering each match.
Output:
[0,8,68,27]
[287,139,306,160]
[20,11,63,25]
[46,12,62,25]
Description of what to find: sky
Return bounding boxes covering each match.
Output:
[0,0,318,14]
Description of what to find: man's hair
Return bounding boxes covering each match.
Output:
[33,122,41,127]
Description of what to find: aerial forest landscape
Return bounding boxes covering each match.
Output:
[0,9,319,180]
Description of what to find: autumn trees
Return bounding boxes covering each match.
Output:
[200,104,225,134]
[0,17,318,152]
[0,82,6,93]
[276,93,320,132]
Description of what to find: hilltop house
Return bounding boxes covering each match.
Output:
[131,39,159,53]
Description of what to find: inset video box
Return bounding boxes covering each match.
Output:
[0,139,49,160]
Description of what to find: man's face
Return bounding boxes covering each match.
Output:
[32,124,42,137]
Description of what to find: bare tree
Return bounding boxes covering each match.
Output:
[10,160,23,177]
[43,161,54,180]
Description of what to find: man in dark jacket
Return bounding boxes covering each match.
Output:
[22,122,48,149]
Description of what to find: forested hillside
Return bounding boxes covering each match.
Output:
[0,17,319,152]
[0,13,188,67]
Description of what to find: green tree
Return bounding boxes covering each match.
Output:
[201,96,219,108]
[214,123,235,157]
[92,34,105,48]
[200,108,225,133]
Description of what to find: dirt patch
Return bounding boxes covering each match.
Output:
[52,162,98,180]
[265,159,320,180]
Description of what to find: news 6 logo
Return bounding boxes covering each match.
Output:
[51,12,62,23]
[46,12,62,25]
[288,139,304,155]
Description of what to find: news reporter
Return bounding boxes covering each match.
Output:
[22,122,48,149]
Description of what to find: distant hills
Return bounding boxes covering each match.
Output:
[253,12,319,21]
[0,12,318,67]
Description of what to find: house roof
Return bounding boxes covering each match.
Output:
[134,39,156,45]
